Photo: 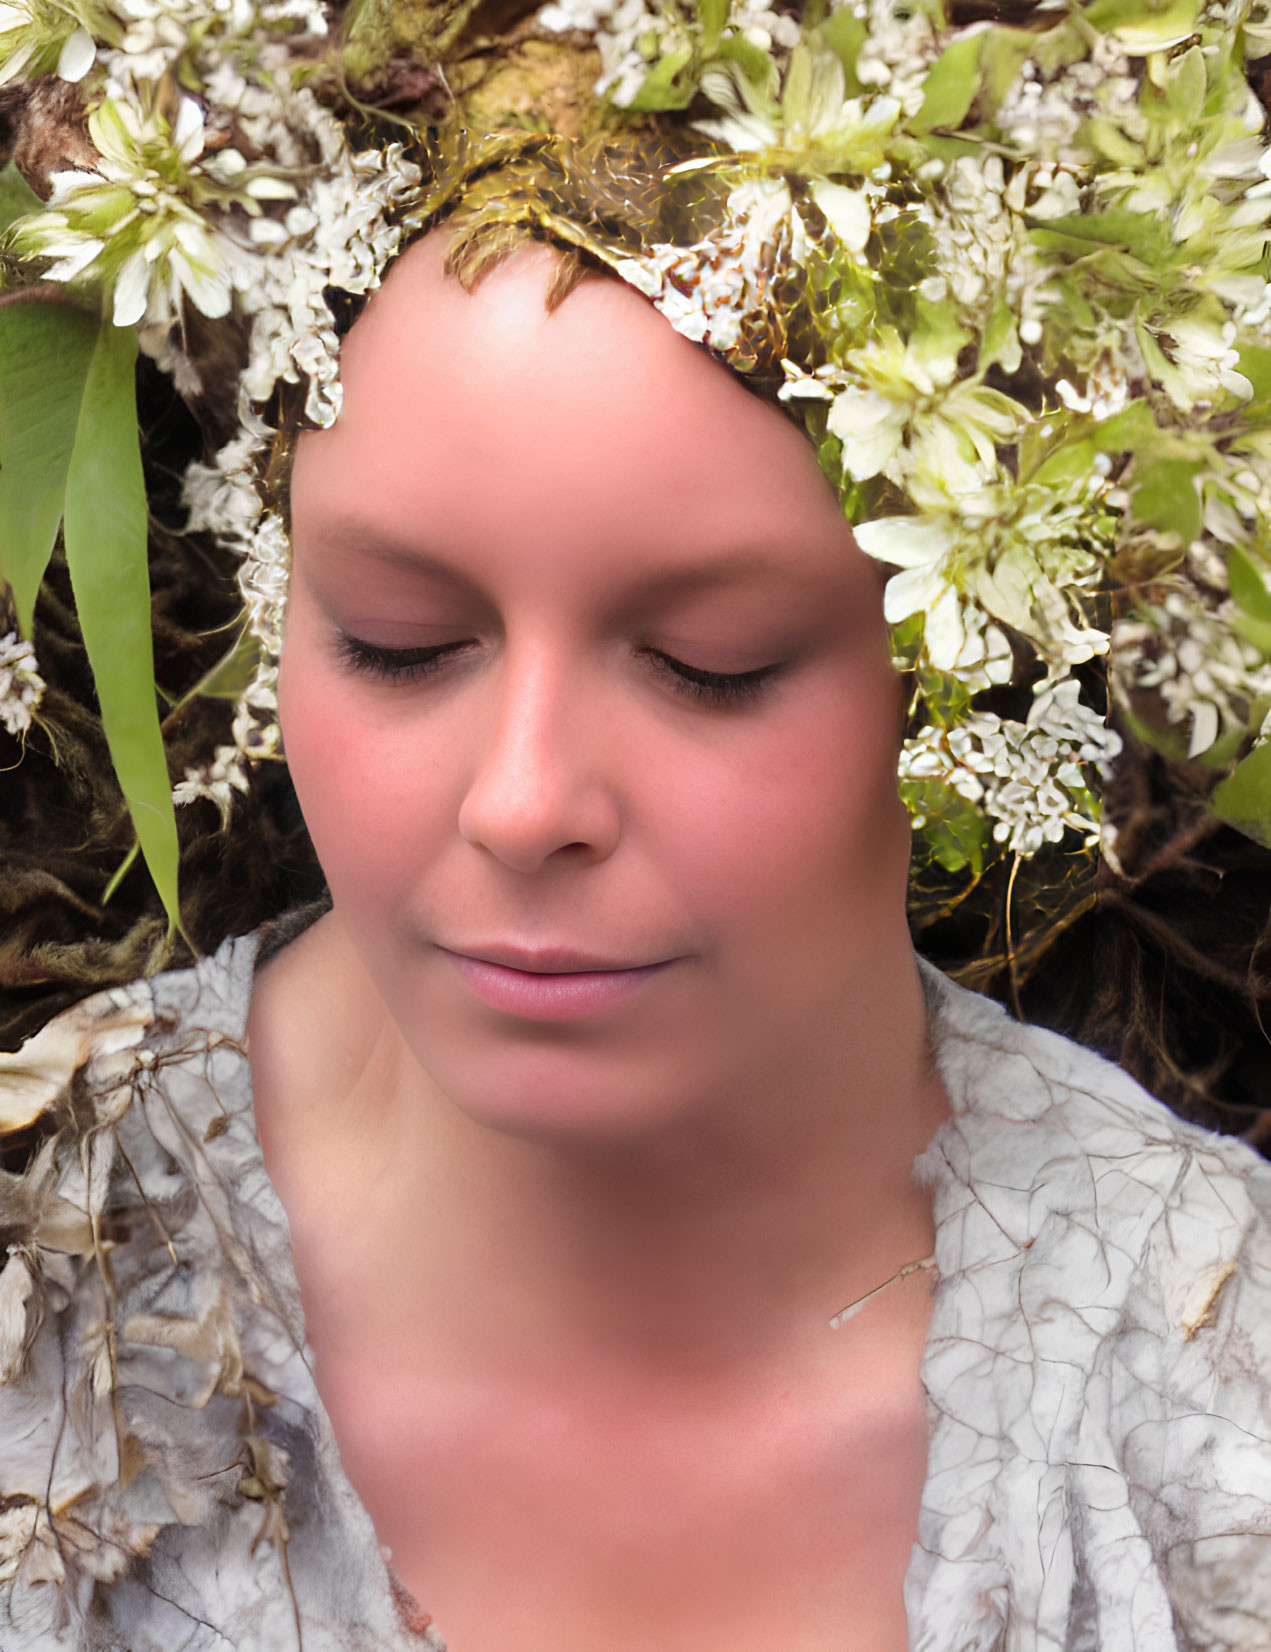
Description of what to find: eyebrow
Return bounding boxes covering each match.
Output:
[308,524,812,596]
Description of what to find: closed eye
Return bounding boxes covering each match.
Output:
[335,634,786,707]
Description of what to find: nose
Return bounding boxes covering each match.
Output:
[455,639,622,875]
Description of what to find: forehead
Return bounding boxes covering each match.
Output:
[290,230,864,599]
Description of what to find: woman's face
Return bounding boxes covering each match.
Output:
[282,231,913,1144]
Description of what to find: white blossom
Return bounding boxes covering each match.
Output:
[535,0,798,108]
[852,0,940,119]
[182,431,267,543]
[10,89,284,328]
[235,508,290,656]
[902,676,1121,856]
[1113,589,1271,759]
[173,743,251,826]
[0,1,98,87]
[856,489,1112,677]
[615,183,796,353]
[0,632,45,737]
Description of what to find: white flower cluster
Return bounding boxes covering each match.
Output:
[97,0,328,90]
[235,118,423,425]
[537,0,797,108]
[538,0,684,107]
[0,631,45,738]
[995,34,1136,166]
[849,0,939,119]
[1112,589,1271,759]
[901,676,1121,857]
[165,52,419,785]
[615,191,783,352]
[919,151,1065,330]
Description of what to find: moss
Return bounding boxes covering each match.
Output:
[449,39,605,137]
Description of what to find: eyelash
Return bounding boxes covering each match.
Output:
[334,635,785,707]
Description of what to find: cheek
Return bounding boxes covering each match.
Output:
[278,642,431,910]
[657,663,909,935]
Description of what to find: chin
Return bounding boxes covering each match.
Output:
[420,1041,702,1151]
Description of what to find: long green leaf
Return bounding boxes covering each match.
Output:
[63,321,182,933]
[0,302,100,632]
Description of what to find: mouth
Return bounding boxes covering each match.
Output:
[441,944,672,974]
[438,947,678,1021]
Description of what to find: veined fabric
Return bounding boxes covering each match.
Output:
[1,933,1269,1650]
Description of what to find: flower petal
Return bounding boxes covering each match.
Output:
[57,27,95,83]
[809,181,871,252]
[172,96,206,164]
[113,248,152,328]
[924,584,967,672]
[854,514,956,569]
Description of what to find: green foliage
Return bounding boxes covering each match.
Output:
[0,301,101,632]
[903,776,991,876]
[1080,0,1201,51]
[0,163,41,238]
[627,45,695,111]
[1212,741,1271,848]
[1129,455,1204,541]
[912,29,983,135]
[1238,346,1271,402]
[0,308,182,934]
[1228,546,1271,656]
[190,623,266,700]
[816,7,865,95]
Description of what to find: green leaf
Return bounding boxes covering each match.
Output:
[716,31,771,86]
[979,27,1035,118]
[698,0,728,51]
[1029,209,1170,256]
[192,622,264,700]
[1129,455,1203,540]
[0,301,101,632]
[904,778,990,875]
[1081,0,1200,53]
[0,162,41,235]
[918,133,984,160]
[1233,611,1271,654]
[817,7,866,94]
[63,322,181,933]
[1029,17,1087,77]
[1211,741,1271,847]
[1199,725,1248,771]
[1032,439,1098,488]
[1091,399,1162,453]
[1228,545,1271,625]
[627,46,695,112]
[912,30,983,134]
[1238,345,1271,401]
[977,296,1020,373]
[1082,116,1144,168]
[1162,43,1205,121]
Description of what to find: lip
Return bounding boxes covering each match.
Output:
[444,943,666,973]
[439,947,678,1021]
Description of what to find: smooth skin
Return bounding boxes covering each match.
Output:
[247,229,952,1652]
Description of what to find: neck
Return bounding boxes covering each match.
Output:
[249,913,950,1380]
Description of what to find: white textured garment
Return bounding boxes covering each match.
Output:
[1,932,1270,1650]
